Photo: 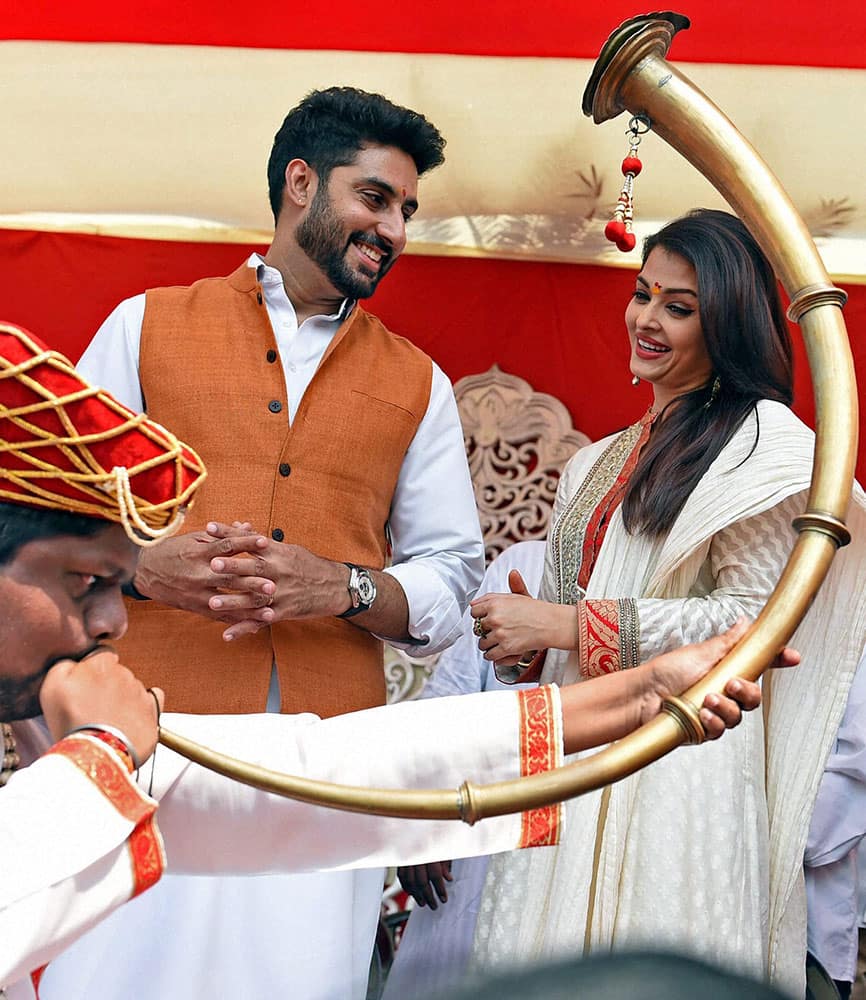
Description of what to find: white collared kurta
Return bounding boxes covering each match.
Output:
[2,686,563,999]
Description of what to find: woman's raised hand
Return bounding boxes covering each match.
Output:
[470,570,577,668]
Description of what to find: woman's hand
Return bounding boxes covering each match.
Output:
[470,570,576,666]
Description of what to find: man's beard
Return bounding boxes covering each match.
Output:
[0,643,100,722]
[296,185,394,300]
[0,663,54,721]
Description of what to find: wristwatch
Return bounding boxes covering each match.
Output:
[338,563,377,618]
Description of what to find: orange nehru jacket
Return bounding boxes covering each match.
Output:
[119,263,432,717]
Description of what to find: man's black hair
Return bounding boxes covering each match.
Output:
[0,502,107,567]
[267,86,446,222]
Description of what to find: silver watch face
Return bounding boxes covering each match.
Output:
[356,571,376,607]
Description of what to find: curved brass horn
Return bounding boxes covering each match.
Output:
[159,11,857,820]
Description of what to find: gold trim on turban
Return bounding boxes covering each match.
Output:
[0,322,206,545]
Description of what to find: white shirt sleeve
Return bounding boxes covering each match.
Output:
[383,362,485,655]
[150,687,563,873]
[0,744,156,990]
[420,540,547,700]
[3,690,564,995]
[76,295,146,412]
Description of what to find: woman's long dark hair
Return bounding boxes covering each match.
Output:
[621,209,794,536]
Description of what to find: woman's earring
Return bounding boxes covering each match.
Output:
[704,375,721,409]
[631,375,641,386]
[605,114,651,254]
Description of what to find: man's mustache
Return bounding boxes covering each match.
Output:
[349,231,393,262]
[22,641,111,693]
[43,641,109,675]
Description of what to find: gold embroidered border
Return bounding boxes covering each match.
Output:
[551,419,648,605]
[578,599,621,678]
[517,686,562,848]
[577,598,642,678]
[129,815,166,898]
[618,597,640,670]
[48,735,154,826]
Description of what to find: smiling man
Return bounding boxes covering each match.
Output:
[63,88,485,1000]
[77,86,478,718]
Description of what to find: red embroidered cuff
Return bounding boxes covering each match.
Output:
[47,735,152,825]
[128,814,164,898]
[577,598,640,679]
[516,686,562,848]
[578,599,623,678]
[47,735,165,900]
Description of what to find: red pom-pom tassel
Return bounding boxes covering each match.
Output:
[621,156,642,177]
[604,219,626,243]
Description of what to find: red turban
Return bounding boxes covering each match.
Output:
[0,322,206,544]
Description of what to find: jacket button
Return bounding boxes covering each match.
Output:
[266,349,277,363]
[272,528,285,542]
[279,463,291,477]
[268,400,282,413]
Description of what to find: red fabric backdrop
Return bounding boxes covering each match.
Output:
[4,0,864,68]
[4,228,864,475]
[3,2,864,472]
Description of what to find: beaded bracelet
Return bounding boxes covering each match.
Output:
[64,724,141,773]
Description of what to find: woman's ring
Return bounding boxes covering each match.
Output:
[472,617,489,639]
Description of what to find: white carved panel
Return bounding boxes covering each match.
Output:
[455,365,590,564]
[384,648,436,705]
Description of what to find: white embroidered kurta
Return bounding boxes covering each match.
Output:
[471,401,866,998]
[2,687,563,1000]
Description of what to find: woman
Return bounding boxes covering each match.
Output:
[467,209,866,997]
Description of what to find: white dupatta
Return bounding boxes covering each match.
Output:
[473,401,866,996]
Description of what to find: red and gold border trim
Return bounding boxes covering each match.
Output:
[47,735,153,825]
[578,599,622,678]
[47,735,165,899]
[516,686,562,848]
[578,597,641,678]
[128,815,165,898]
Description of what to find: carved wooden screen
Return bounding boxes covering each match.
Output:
[456,365,591,565]
[385,366,590,703]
